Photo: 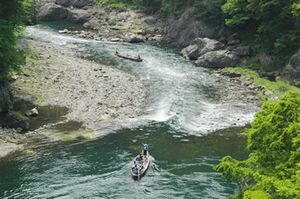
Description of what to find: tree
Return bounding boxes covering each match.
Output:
[215,92,300,198]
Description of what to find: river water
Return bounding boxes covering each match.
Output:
[0,23,257,198]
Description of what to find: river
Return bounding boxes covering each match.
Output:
[0,23,258,198]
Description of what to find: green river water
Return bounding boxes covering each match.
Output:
[0,22,255,198]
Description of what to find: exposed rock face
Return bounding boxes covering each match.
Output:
[181,37,224,60]
[166,8,216,48]
[284,49,300,87]
[0,84,12,113]
[67,9,90,23]
[195,50,239,68]
[37,3,68,21]
[55,0,94,8]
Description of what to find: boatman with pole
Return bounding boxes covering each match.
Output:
[143,144,149,156]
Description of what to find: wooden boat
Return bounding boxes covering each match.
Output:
[130,151,150,180]
[115,51,143,62]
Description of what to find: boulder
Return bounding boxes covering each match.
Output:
[124,34,145,43]
[25,108,39,117]
[166,8,216,48]
[195,50,239,68]
[67,9,90,23]
[37,3,68,21]
[283,49,300,87]
[55,0,94,8]
[181,44,199,60]
[181,37,224,60]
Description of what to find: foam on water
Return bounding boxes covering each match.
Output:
[26,25,259,136]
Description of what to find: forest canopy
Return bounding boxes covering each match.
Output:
[215,92,300,198]
[0,0,34,83]
[97,0,300,57]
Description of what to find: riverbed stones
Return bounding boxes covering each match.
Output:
[14,40,146,130]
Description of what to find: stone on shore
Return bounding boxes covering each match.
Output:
[181,37,224,60]
[195,50,239,68]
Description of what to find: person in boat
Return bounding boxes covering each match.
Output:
[132,164,139,175]
[143,144,149,156]
[136,153,143,162]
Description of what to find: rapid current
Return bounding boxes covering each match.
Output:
[0,23,259,198]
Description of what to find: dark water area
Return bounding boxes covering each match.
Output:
[0,124,247,198]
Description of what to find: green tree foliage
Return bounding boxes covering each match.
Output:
[215,92,300,199]
[0,0,34,83]
[222,0,300,56]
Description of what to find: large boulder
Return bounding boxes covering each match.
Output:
[283,49,300,87]
[55,0,94,8]
[67,9,90,23]
[166,8,216,48]
[181,37,224,60]
[195,50,239,68]
[37,3,68,21]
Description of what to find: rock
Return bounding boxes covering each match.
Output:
[166,8,216,48]
[0,84,12,113]
[3,112,30,131]
[37,3,68,21]
[110,38,122,42]
[55,0,94,8]
[25,108,39,117]
[181,37,224,60]
[257,53,282,68]
[258,71,280,82]
[58,29,69,33]
[195,50,239,68]
[232,46,251,57]
[227,39,240,46]
[127,35,145,43]
[181,44,199,60]
[283,49,300,87]
[67,9,90,23]
[222,72,242,78]
[264,90,274,97]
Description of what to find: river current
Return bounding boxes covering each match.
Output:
[0,23,258,198]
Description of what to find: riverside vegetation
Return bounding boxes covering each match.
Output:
[1,0,300,198]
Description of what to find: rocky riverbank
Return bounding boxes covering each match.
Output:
[0,37,147,158]
[15,39,147,128]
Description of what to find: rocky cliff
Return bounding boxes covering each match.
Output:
[34,1,299,87]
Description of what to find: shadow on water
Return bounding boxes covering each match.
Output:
[0,99,69,132]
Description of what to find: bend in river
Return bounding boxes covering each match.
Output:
[0,23,259,198]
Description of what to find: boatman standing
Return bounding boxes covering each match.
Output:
[143,144,149,156]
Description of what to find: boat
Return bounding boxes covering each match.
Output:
[130,151,150,180]
[115,51,143,62]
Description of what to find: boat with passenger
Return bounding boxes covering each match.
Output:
[130,144,150,180]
